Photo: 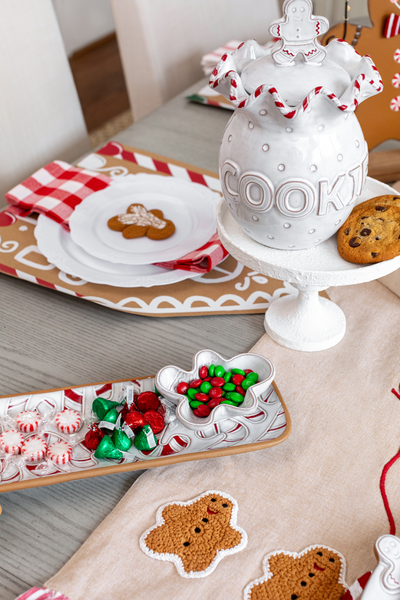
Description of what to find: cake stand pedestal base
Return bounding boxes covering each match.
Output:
[264,283,346,352]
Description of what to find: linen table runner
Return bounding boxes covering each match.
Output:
[0,143,301,318]
[42,280,400,599]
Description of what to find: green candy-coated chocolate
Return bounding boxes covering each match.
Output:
[232,368,246,377]
[208,364,215,377]
[112,428,132,452]
[223,383,236,392]
[223,371,232,383]
[134,424,158,451]
[214,365,225,378]
[154,386,161,396]
[187,388,198,400]
[190,400,202,409]
[92,398,119,421]
[242,378,255,391]
[94,435,123,460]
[221,400,237,406]
[103,408,120,424]
[247,372,259,382]
[200,381,212,394]
[224,392,233,401]
[228,392,245,404]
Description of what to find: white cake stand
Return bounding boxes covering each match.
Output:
[217,178,400,352]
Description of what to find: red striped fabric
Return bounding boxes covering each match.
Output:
[15,587,71,600]
[5,162,111,231]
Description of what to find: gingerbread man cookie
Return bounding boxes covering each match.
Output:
[269,0,329,66]
[244,545,347,600]
[140,490,247,578]
[107,203,175,240]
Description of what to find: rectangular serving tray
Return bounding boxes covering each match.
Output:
[0,376,291,494]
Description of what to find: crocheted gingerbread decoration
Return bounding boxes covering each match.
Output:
[244,545,348,600]
[107,203,175,240]
[140,490,247,578]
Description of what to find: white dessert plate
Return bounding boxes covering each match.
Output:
[68,175,220,265]
[34,215,200,288]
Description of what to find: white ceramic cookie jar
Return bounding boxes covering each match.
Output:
[210,0,383,250]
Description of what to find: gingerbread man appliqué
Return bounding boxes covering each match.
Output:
[269,0,329,66]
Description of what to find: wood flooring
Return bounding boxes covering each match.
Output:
[69,33,131,132]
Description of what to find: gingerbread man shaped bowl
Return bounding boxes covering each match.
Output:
[209,0,383,250]
[156,350,275,432]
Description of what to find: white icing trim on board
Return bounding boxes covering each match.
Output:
[140,490,248,578]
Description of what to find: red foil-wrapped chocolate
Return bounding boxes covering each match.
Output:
[84,424,105,451]
[144,410,165,434]
[135,391,159,413]
[120,394,140,421]
[124,410,146,433]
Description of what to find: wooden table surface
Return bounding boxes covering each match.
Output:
[0,80,267,599]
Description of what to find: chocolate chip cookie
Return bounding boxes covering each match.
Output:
[355,194,400,212]
[337,205,400,264]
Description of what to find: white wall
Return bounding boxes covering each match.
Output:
[0,0,89,203]
[52,0,115,56]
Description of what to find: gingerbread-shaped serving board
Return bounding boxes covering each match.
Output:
[0,376,291,493]
[324,0,400,149]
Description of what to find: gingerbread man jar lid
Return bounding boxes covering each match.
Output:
[240,0,353,106]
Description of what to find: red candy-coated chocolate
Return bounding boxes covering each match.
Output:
[244,369,253,375]
[194,393,209,403]
[190,379,202,389]
[209,387,223,399]
[210,377,225,387]
[135,391,159,413]
[208,398,222,409]
[199,366,208,379]
[84,424,105,451]
[193,404,211,418]
[124,410,146,432]
[144,410,165,434]
[176,381,189,395]
[232,374,245,385]
[203,377,212,382]
[236,386,245,396]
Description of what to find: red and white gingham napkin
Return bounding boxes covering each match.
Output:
[5,161,111,230]
[5,161,227,274]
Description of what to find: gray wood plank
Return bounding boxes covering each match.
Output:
[0,82,265,599]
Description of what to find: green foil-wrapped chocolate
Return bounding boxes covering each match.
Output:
[112,428,132,452]
[103,408,120,424]
[94,435,123,460]
[134,424,158,451]
[92,398,119,421]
